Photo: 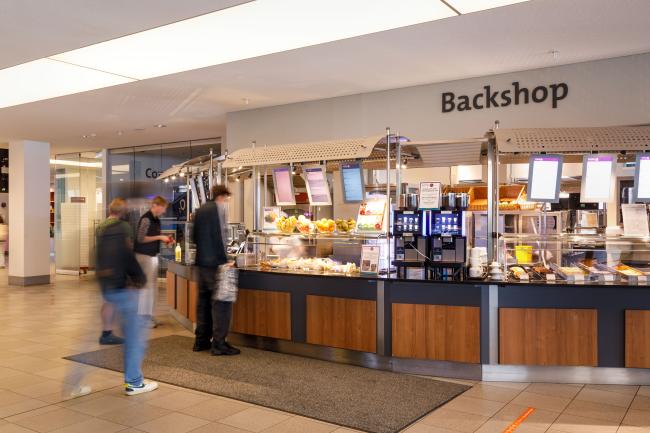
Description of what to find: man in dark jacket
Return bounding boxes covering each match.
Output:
[192,185,239,356]
[96,198,159,395]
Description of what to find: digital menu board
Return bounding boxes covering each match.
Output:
[581,154,616,203]
[340,162,364,203]
[528,154,563,203]
[303,165,331,206]
[272,166,296,206]
[634,153,650,203]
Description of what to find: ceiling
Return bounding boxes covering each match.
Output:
[1,0,649,155]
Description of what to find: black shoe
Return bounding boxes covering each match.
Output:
[192,341,212,352]
[99,332,124,345]
[211,343,240,356]
[224,341,240,352]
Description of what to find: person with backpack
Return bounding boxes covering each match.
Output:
[96,198,158,396]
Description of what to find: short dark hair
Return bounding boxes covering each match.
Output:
[211,185,231,199]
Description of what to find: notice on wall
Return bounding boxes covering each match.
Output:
[581,154,615,203]
[528,155,563,203]
[419,182,442,209]
[272,167,296,206]
[303,165,331,205]
[341,162,364,203]
[360,245,380,275]
[634,154,650,202]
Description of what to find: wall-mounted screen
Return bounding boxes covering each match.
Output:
[340,162,364,203]
[303,165,331,206]
[272,166,296,206]
[634,153,650,203]
[581,154,616,203]
[528,154,563,203]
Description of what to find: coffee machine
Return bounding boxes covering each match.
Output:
[427,210,471,280]
[393,210,427,278]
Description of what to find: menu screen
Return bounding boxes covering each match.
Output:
[581,154,615,203]
[304,166,331,205]
[528,155,563,203]
[635,154,650,202]
[272,167,295,206]
[341,162,364,203]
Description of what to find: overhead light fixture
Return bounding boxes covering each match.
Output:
[50,159,102,168]
[164,178,170,183]
[154,124,166,128]
[443,0,529,14]
[179,172,185,177]
[236,176,241,182]
[0,58,133,109]
[171,175,177,180]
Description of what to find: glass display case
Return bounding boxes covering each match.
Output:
[498,233,650,284]
[239,231,390,277]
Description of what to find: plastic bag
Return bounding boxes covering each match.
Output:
[214,266,238,302]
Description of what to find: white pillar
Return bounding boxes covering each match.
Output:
[9,140,51,285]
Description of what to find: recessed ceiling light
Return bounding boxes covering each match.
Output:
[242,98,250,105]
[89,133,97,137]
[443,0,529,14]
[117,131,124,136]
[164,178,170,183]
[155,124,166,128]
[179,172,185,177]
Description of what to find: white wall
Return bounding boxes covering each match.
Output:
[226,54,650,149]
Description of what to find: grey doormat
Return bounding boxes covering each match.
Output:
[66,335,468,433]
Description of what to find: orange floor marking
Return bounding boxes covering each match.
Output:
[502,407,535,433]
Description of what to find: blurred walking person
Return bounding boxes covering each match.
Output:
[192,185,240,356]
[134,196,172,328]
[96,198,158,395]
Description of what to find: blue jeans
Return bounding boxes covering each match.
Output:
[103,289,148,386]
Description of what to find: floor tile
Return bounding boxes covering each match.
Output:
[403,424,459,433]
[260,416,338,433]
[493,402,560,430]
[0,398,50,418]
[461,383,522,403]
[135,412,209,433]
[179,398,250,422]
[481,381,530,391]
[638,387,650,398]
[473,418,547,433]
[7,406,92,433]
[96,402,170,427]
[419,407,489,432]
[48,418,125,433]
[145,390,211,411]
[585,384,639,396]
[575,388,635,409]
[631,395,650,412]
[66,395,138,416]
[551,413,619,433]
[623,409,650,428]
[0,424,41,433]
[186,423,252,433]
[618,426,650,433]
[525,383,583,399]
[510,391,572,413]
[13,380,65,399]
[219,407,291,432]
[564,399,628,423]
[441,396,505,417]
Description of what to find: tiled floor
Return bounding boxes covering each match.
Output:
[0,272,648,433]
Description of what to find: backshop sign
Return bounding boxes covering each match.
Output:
[442,81,568,113]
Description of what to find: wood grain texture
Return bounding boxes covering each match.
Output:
[176,276,189,318]
[500,308,597,366]
[306,295,376,353]
[625,310,650,368]
[188,281,198,323]
[391,304,480,363]
[231,289,291,340]
[166,271,176,308]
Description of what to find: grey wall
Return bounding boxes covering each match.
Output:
[226,53,650,149]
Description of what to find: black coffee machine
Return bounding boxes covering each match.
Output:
[393,210,427,278]
[427,210,468,281]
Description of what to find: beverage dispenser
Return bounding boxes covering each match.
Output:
[392,210,428,279]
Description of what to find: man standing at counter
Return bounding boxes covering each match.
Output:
[192,185,240,356]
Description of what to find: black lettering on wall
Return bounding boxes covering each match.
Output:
[484,85,499,108]
[550,83,568,108]
[442,92,455,113]
[457,95,471,111]
[501,89,512,107]
[513,81,529,105]
[472,93,484,109]
[532,85,548,103]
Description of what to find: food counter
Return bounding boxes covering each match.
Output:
[165,260,650,384]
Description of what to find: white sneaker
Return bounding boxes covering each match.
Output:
[65,385,92,400]
[124,380,159,396]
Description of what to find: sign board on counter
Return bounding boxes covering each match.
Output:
[340,162,365,203]
[303,165,331,206]
[356,199,387,232]
[581,154,616,203]
[360,245,380,275]
[634,153,650,203]
[262,207,281,232]
[419,182,441,210]
[528,154,563,203]
[621,204,650,237]
[272,166,296,206]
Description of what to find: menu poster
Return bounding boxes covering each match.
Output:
[303,165,332,206]
[272,167,296,206]
[419,182,442,209]
[528,154,563,203]
[360,245,380,275]
[263,207,282,232]
[341,162,365,203]
[634,153,650,203]
[622,204,650,237]
[581,154,616,203]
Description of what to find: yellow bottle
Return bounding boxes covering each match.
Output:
[175,244,182,262]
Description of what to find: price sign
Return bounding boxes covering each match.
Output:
[360,245,380,275]
[419,182,441,209]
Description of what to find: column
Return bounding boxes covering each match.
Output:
[9,140,51,285]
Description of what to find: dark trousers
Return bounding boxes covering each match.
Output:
[195,266,233,346]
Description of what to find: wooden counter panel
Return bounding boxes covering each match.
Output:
[176,277,189,318]
[500,308,597,366]
[306,295,376,353]
[188,281,198,323]
[392,304,480,363]
[625,310,650,368]
[231,289,291,340]
[166,271,176,309]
